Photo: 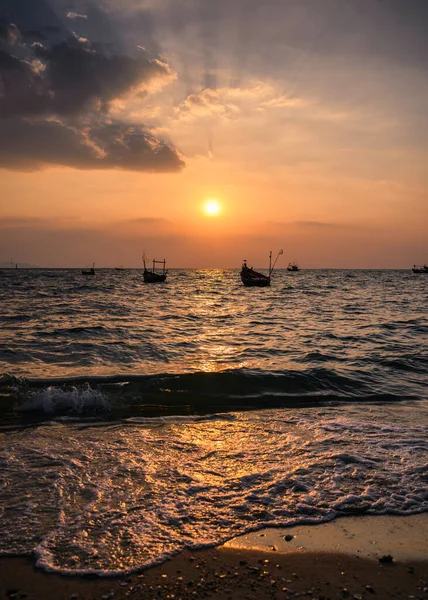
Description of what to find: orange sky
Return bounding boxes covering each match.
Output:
[1,0,427,267]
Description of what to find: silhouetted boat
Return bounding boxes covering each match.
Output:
[287,262,300,272]
[143,255,167,283]
[241,250,283,287]
[412,264,428,274]
[81,263,95,275]
[115,266,125,271]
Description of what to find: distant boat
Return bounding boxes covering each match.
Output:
[81,263,95,276]
[287,262,300,272]
[143,255,167,283]
[115,265,125,271]
[412,264,428,274]
[241,250,283,287]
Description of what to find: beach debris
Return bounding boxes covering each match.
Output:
[284,534,294,542]
[271,545,278,551]
[378,554,394,564]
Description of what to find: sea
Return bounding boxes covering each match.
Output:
[0,268,427,575]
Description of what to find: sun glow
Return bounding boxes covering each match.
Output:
[203,199,221,216]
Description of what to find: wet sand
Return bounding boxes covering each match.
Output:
[1,515,427,600]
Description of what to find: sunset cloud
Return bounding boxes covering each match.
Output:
[0,118,184,171]
[0,2,183,172]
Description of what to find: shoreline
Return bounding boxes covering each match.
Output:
[1,514,427,600]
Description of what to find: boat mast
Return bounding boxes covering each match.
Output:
[269,249,284,276]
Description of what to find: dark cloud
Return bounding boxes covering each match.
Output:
[0,0,184,172]
[0,118,183,171]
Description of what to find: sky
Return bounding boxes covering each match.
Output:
[0,0,427,268]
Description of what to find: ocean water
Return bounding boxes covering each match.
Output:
[0,268,427,575]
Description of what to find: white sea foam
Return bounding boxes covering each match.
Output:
[15,385,109,413]
[1,401,427,575]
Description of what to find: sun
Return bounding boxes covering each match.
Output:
[203,199,221,217]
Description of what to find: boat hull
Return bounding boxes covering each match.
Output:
[241,274,270,287]
[143,270,167,283]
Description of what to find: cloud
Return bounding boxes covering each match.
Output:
[267,220,355,230]
[0,118,184,171]
[0,2,183,172]
[174,82,307,124]
[1,34,175,118]
[66,12,88,20]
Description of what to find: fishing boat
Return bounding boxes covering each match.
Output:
[241,250,283,287]
[412,264,428,274]
[143,255,167,283]
[287,262,300,272]
[81,263,95,275]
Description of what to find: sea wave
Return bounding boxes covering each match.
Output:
[0,366,421,423]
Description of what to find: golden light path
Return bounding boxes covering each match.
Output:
[203,199,221,216]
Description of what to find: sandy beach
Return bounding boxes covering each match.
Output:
[1,515,427,600]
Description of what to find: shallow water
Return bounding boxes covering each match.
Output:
[0,268,427,574]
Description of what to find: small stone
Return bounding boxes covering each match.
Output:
[271,545,277,551]
[342,589,350,597]
[365,585,375,593]
[239,560,248,566]
[378,554,394,564]
[284,535,294,542]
